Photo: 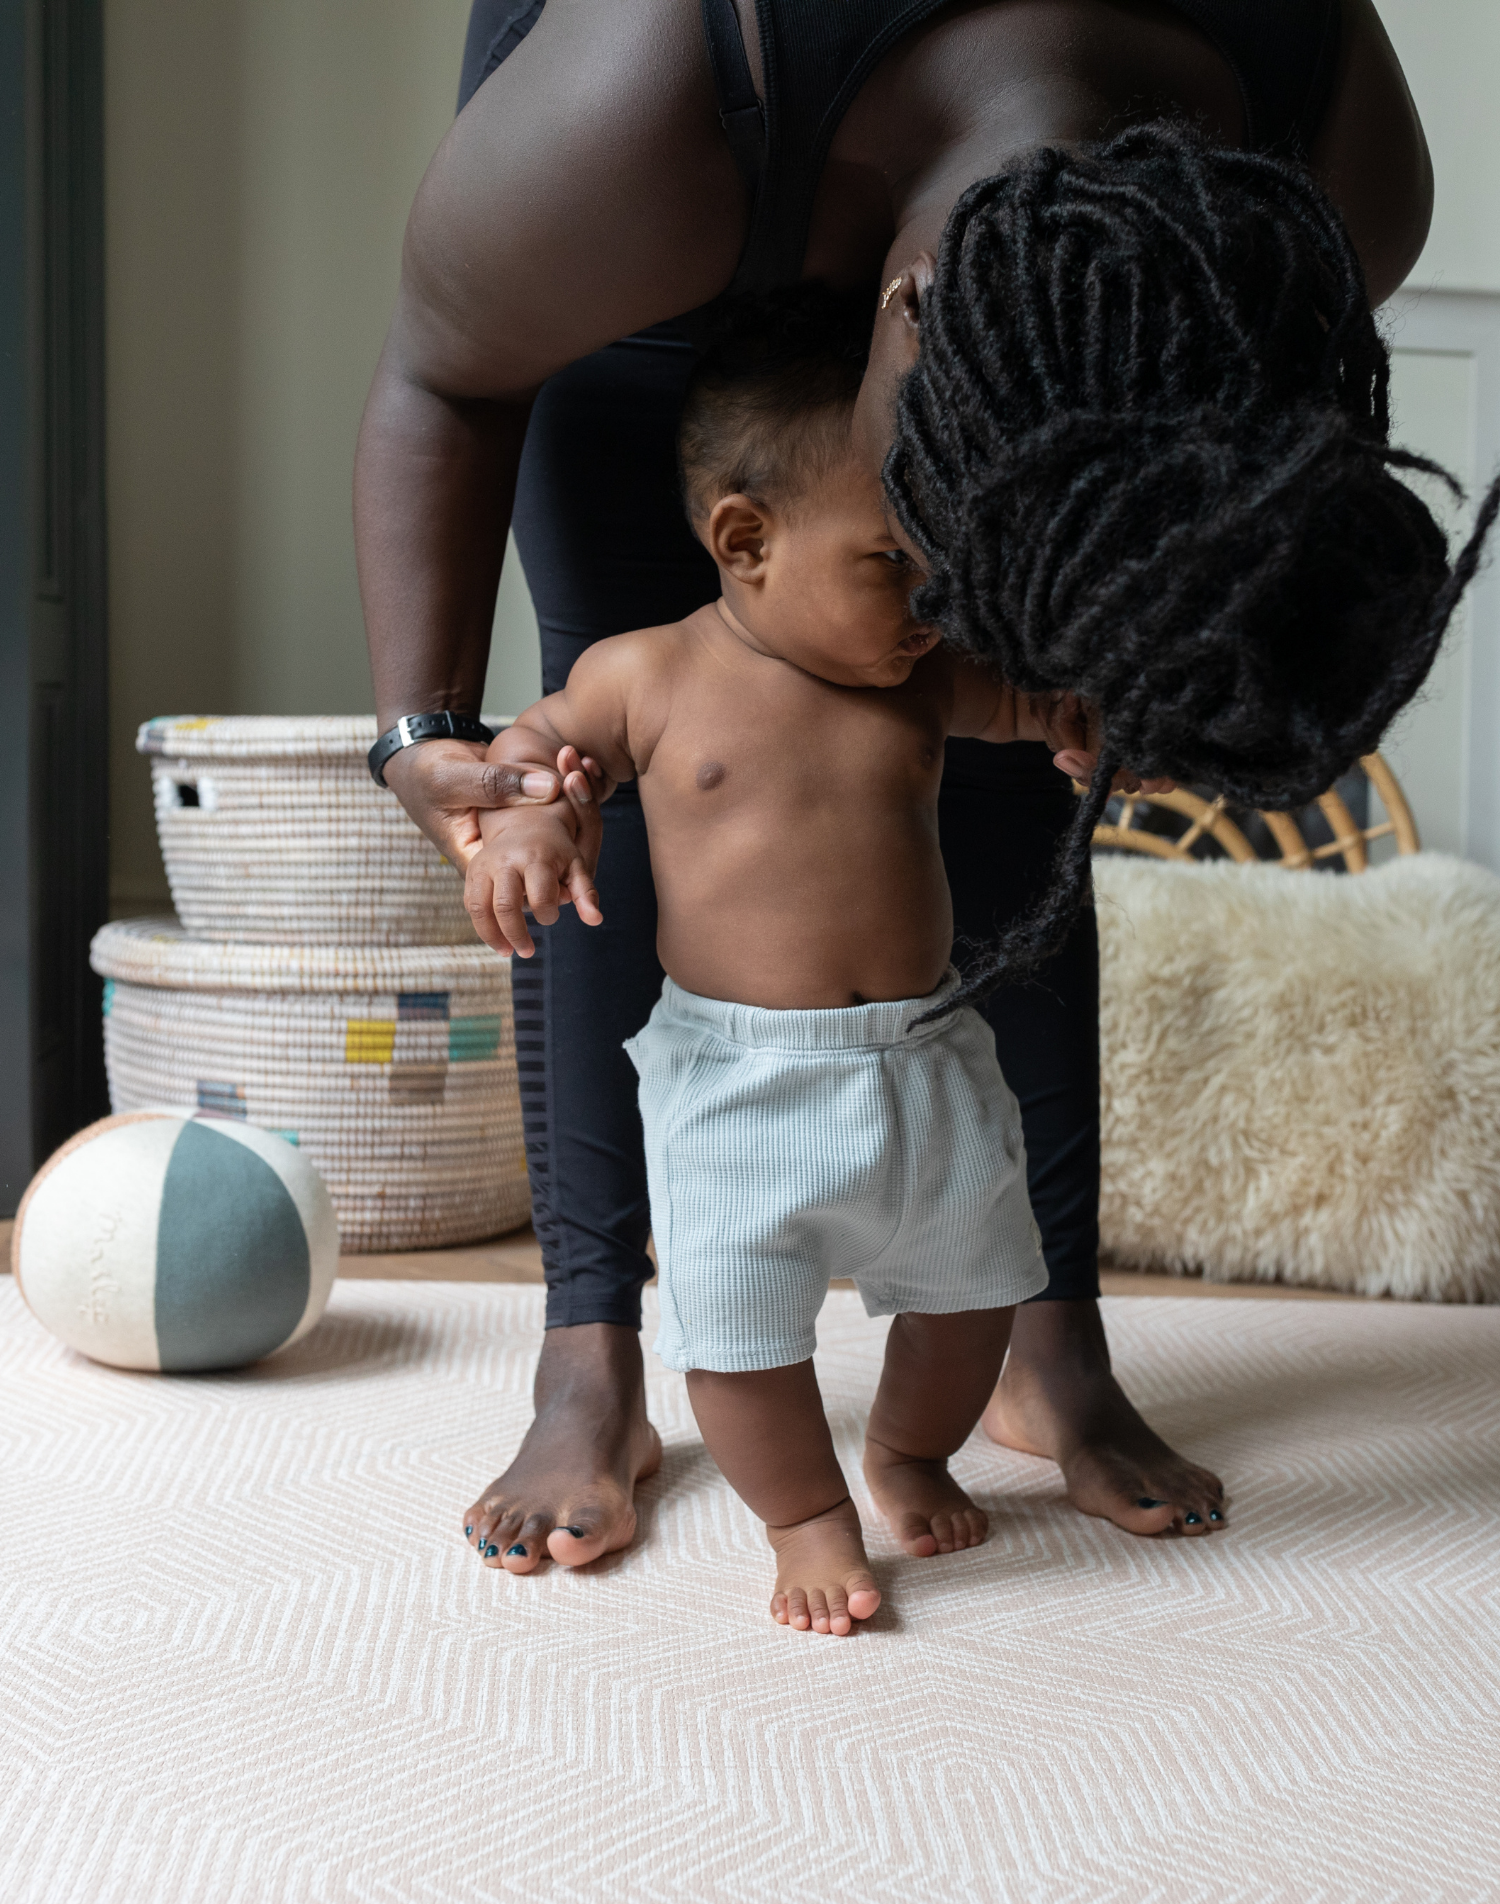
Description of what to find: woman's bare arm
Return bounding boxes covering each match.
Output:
[1310,0,1433,306]
[354,0,745,859]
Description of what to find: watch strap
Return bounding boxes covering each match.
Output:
[368,711,495,788]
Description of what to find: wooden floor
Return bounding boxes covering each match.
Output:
[0,1215,1360,1299]
[346,1224,1361,1300]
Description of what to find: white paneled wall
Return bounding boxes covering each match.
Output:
[1379,294,1500,868]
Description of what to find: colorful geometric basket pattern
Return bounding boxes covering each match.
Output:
[93,922,530,1253]
[107,715,532,1253]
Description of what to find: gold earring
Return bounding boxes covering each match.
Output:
[880,276,903,310]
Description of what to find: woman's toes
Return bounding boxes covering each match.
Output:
[1115,1496,1178,1536]
[546,1514,609,1567]
[501,1512,555,1573]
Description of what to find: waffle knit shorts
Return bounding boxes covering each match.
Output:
[623,970,1047,1373]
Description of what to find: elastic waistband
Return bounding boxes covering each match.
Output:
[654,970,961,1052]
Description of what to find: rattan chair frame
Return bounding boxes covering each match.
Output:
[1091,752,1421,871]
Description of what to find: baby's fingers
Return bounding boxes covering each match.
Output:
[466,863,526,959]
[491,868,534,959]
[565,857,603,927]
[564,770,603,872]
[523,859,563,927]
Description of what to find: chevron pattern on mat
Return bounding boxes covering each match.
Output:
[1,1279,1496,1903]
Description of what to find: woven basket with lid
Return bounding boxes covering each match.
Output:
[139,714,509,946]
[91,920,530,1253]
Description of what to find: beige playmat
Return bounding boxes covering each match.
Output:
[1,1279,1495,1902]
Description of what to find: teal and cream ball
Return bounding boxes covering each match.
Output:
[12,1112,339,1371]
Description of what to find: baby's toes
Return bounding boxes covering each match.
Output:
[847,1576,881,1621]
[784,1588,811,1631]
[770,1591,790,1627]
[825,1586,852,1637]
[927,1511,958,1554]
[807,1589,831,1635]
[898,1513,939,1558]
[958,1506,989,1550]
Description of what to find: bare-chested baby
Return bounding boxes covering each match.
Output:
[461,316,1094,1635]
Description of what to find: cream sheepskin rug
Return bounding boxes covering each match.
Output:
[1096,852,1500,1300]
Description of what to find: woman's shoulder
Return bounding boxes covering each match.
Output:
[396,0,749,398]
[1307,0,1433,304]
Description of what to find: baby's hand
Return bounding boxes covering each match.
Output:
[465,766,603,959]
[1024,694,1175,796]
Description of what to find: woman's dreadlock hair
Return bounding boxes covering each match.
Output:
[887,121,1500,1016]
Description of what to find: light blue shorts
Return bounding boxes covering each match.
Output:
[624,971,1047,1374]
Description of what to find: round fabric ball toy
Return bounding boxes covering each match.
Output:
[11,1111,339,1371]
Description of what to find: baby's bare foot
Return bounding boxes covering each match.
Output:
[767,1498,881,1636]
[863,1437,988,1557]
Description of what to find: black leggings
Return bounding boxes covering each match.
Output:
[507,332,1101,1328]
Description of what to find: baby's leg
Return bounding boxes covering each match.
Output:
[687,1362,881,1636]
[863,1309,1016,1557]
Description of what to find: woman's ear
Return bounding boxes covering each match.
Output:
[889,252,935,366]
[705,494,773,584]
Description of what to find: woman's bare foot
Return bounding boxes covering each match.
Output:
[862,1436,988,1557]
[465,1323,662,1574]
[768,1498,882,1635]
[984,1299,1227,1537]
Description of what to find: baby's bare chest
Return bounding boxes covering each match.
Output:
[641,674,947,824]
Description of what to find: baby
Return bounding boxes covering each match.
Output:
[463,318,1086,1634]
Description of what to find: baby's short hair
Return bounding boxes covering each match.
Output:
[678,287,870,525]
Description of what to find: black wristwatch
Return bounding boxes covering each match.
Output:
[367,712,495,789]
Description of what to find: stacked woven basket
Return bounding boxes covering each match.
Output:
[90,716,531,1253]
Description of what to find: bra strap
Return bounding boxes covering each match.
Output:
[700,0,765,197]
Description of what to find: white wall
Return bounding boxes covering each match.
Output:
[105,0,539,910]
[1381,0,1500,295]
[1374,1,1500,865]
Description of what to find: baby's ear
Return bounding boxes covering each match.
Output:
[705,494,772,582]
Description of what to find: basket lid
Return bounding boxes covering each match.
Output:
[137,714,511,761]
[91,918,508,993]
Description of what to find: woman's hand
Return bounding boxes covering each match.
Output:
[466,761,605,958]
[382,738,608,870]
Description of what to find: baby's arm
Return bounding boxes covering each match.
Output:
[946,659,1173,793]
[946,659,1091,760]
[465,636,645,959]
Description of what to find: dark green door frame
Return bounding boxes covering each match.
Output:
[1,0,109,1215]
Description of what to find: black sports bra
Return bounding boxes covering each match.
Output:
[458,0,1341,297]
[702,0,1342,294]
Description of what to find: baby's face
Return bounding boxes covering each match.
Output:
[730,457,940,689]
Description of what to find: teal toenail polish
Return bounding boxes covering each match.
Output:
[1209,1510,1223,1522]
[563,1525,585,1538]
[484,1544,498,1557]
[507,1544,526,1557]
[464,1525,473,1537]
[1185,1512,1202,1525]
[1137,1496,1164,1508]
